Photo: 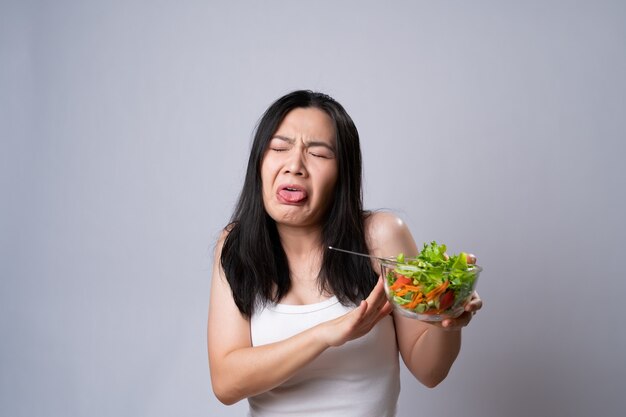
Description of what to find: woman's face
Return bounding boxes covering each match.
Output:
[260,107,338,228]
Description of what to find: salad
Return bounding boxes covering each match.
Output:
[384,241,480,319]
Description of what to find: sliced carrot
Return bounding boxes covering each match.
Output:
[390,275,411,290]
[396,287,423,297]
[395,288,409,297]
[405,293,424,310]
[425,281,449,302]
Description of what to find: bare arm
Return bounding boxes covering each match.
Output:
[366,212,481,388]
[392,309,462,388]
[207,231,391,404]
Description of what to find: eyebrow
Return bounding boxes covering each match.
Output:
[272,135,336,152]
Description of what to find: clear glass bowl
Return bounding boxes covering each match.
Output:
[380,258,482,321]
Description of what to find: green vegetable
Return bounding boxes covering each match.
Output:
[386,241,479,317]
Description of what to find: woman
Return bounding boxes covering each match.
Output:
[207,90,482,416]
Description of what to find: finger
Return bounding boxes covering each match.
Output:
[355,278,393,330]
[362,295,391,328]
[380,300,393,316]
[363,300,393,331]
[464,291,483,311]
[465,301,482,312]
[365,277,385,299]
[442,312,472,329]
[372,303,388,319]
[352,300,368,321]
[360,302,385,328]
[371,299,392,320]
[365,278,388,312]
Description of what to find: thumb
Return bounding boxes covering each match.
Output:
[354,300,368,319]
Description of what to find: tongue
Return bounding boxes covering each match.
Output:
[278,189,307,203]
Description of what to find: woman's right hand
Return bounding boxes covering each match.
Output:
[209,232,392,404]
[319,277,393,347]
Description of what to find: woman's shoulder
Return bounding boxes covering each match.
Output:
[218,222,237,243]
[364,210,407,234]
[364,211,417,258]
[213,223,237,258]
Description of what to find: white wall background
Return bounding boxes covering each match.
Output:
[2,1,625,416]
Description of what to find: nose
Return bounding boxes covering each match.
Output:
[284,150,307,177]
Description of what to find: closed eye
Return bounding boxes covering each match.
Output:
[309,151,331,159]
[307,143,335,159]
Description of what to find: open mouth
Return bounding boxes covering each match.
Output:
[277,185,308,204]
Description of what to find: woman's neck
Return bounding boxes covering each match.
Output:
[275,224,328,301]
[276,223,324,259]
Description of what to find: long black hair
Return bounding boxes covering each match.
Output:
[221,90,377,318]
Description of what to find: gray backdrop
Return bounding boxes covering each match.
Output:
[2,1,625,416]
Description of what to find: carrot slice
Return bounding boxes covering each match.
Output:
[425,281,449,302]
[405,293,424,310]
[389,275,411,290]
[395,288,409,297]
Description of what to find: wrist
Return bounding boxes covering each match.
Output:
[312,321,334,349]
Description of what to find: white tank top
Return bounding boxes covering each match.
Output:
[249,296,400,417]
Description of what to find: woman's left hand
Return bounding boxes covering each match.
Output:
[437,291,483,331]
